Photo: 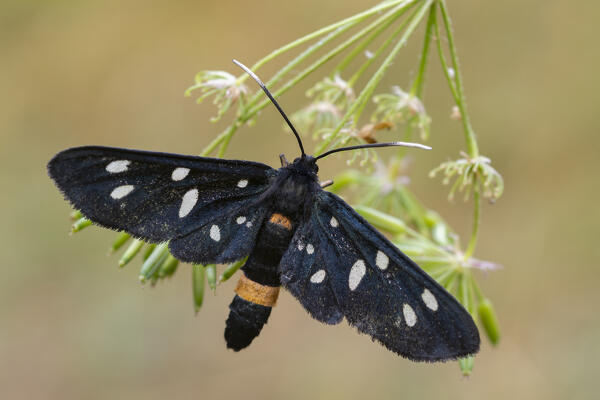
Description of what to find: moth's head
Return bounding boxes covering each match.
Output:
[289,154,319,177]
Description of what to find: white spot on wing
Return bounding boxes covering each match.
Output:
[106,160,130,173]
[403,303,417,327]
[330,217,339,227]
[375,250,389,270]
[110,185,134,199]
[297,241,305,251]
[310,269,326,283]
[421,288,438,311]
[237,179,248,188]
[306,244,314,254]
[349,260,366,291]
[246,221,253,228]
[179,189,198,218]
[236,216,247,224]
[210,224,221,241]
[171,167,190,181]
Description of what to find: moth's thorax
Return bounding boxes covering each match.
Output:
[270,156,319,220]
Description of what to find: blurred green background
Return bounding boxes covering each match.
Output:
[2,0,599,399]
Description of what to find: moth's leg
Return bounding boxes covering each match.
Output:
[320,179,334,188]
[279,154,289,167]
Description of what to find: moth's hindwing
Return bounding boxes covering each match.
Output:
[279,190,480,362]
[47,146,276,264]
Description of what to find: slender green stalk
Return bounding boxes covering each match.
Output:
[247,1,419,119]
[437,0,479,158]
[410,2,437,96]
[317,0,433,154]
[334,3,415,75]
[347,6,416,87]
[464,186,480,259]
[245,0,415,77]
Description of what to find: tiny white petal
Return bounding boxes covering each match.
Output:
[179,189,198,218]
[209,224,221,242]
[106,160,130,173]
[403,303,417,327]
[330,217,339,227]
[310,270,326,284]
[375,250,389,270]
[237,179,248,188]
[236,216,247,224]
[447,67,456,79]
[421,288,438,311]
[110,185,134,199]
[306,244,314,254]
[349,260,366,291]
[297,241,305,251]
[171,167,190,181]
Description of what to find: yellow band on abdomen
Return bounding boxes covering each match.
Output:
[234,273,280,307]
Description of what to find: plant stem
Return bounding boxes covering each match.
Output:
[247,1,419,119]
[244,0,416,78]
[347,5,416,87]
[334,3,415,76]
[464,185,480,259]
[436,0,479,158]
[410,2,437,97]
[317,0,433,154]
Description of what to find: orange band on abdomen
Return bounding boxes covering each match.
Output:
[269,213,292,230]
[234,274,280,307]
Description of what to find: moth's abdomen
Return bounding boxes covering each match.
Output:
[225,295,273,351]
[224,213,295,351]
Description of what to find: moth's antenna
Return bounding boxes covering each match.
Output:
[232,59,306,156]
[315,142,431,161]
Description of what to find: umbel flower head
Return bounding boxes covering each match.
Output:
[430,152,504,202]
[372,86,431,140]
[185,70,249,122]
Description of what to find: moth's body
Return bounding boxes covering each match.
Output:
[225,156,319,350]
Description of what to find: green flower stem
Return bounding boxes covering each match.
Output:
[247,2,419,120]
[243,0,416,79]
[410,2,437,97]
[111,232,131,252]
[158,254,179,278]
[201,124,238,156]
[192,264,205,313]
[143,243,157,260]
[327,170,363,193]
[433,1,482,260]
[437,0,479,158]
[464,186,480,259]
[459,356,474,376]
[71,217,92,233]
[119,239,144,267]
[478,298,500,345]
[205,264,217,291]
[347,4,417,88]
[139,243,169,283]
[208,24,357,158]
[219,257,247,283]
[334,2,416,76]
[354,204,407,234]
[316,0,433,154]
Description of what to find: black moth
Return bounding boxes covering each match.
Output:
[47,61,479,362]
